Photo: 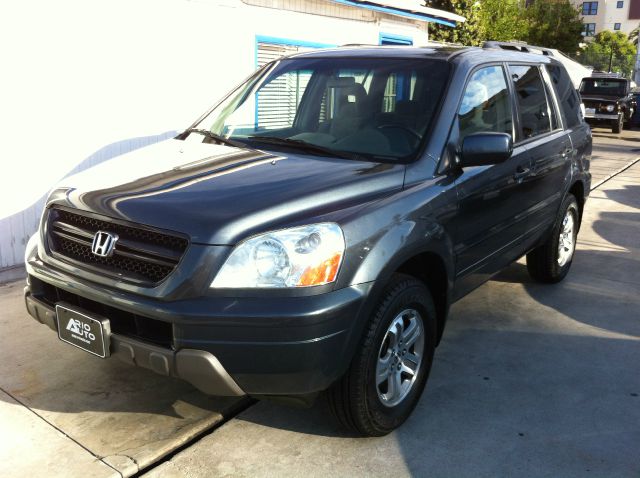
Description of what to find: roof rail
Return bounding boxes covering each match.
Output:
[482,41,553,56]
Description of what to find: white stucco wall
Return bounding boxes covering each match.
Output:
[0,0,430,269]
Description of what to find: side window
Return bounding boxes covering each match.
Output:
[546,64,582,129]
[458,66,513,140]
[510,65,551,139]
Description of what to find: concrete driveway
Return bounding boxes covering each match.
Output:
[1,127,639,477]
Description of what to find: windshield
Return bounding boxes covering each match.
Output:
[192,57,450,161]
[579,78,627,97]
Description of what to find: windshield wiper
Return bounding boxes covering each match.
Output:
[247,136,362,160]
[183,128,246,148]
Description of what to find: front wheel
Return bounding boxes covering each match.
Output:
[612,114,623,133]
[327,274,437,436]
[526,193,579,283]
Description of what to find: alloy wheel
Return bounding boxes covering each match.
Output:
[375,308,425,407]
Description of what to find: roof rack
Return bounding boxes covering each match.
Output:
[482,41,553,56]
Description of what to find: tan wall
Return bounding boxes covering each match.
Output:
[573,0,640,37]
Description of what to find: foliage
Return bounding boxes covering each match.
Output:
[523,0,583,54]
[426,0,482,46]
[479,0,528,43]
[425,0,583,55]
[580,31,636,76]
[629,25,639,46]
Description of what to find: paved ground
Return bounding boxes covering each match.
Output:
[0,280,248,477]
[1,126,639,478]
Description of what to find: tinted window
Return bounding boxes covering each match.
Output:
[510,65,551,139]
[579,78,627,96]
[458,66,513,140]
[547,64,582,128]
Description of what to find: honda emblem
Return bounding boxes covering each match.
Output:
[91,231,118,257]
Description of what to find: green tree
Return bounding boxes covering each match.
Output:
[426,0,528,46]
[479,0,528,43]
[581,31,636,76]
[628,25,639,46]
[523,0,583,54]
[426,0,482,46]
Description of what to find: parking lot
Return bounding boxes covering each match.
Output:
[1,127,639,478]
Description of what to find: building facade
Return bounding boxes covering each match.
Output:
[576,0,640,37]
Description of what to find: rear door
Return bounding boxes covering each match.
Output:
[546,63,592,187]
[508,63,573,243]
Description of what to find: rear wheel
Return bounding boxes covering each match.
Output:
[526,193,579,283]
[327,274,436,436]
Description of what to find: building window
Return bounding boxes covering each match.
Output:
[582,1,598,15]
[583,23,596,36]
[614,22,622,30]
[379,32,413,45]
[617,1,624,8]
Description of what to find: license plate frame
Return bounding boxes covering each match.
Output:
[55,303,111,358]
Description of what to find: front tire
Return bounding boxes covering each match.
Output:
[612,114,623,133]
[327,274,437,436]
[526,193,579,283]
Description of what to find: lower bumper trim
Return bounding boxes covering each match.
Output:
[24,292,245,397]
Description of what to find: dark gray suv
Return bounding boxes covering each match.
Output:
[24,44,591,436]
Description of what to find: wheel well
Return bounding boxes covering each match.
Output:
[396,252,449,344]
[569,181,585,227]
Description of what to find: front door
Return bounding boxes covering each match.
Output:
[451,64,533,297]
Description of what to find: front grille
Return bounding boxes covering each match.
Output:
[47,207,189,285]
[582,100,616,113]
[30,275,174,349]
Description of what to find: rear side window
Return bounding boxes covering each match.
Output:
[510,65,552,139]
[547,64,582,128]
[458,65,513,140]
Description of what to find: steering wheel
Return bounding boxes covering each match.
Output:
[376,124,422,143]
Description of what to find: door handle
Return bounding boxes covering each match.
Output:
[513,167,530,180]
[561,148,572,158]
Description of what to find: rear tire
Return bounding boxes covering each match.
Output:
[526,193,579,283]
[327,274,437,436]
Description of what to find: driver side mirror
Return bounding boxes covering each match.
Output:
[460,132,513,167]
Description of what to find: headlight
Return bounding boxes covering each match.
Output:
[606,104,615,112]
[211,223,345,288]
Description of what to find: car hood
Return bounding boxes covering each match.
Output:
[51,139,405,244]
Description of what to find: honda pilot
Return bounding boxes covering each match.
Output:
[24,44,591,436]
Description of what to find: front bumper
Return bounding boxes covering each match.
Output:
[24,256,373,396]
[25,291,244,396]
[584,113,619,121]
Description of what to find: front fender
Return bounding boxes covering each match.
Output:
[335,176,457,291]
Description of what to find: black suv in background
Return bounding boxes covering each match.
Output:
[580,74,636,133]
[24,43,591,436]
